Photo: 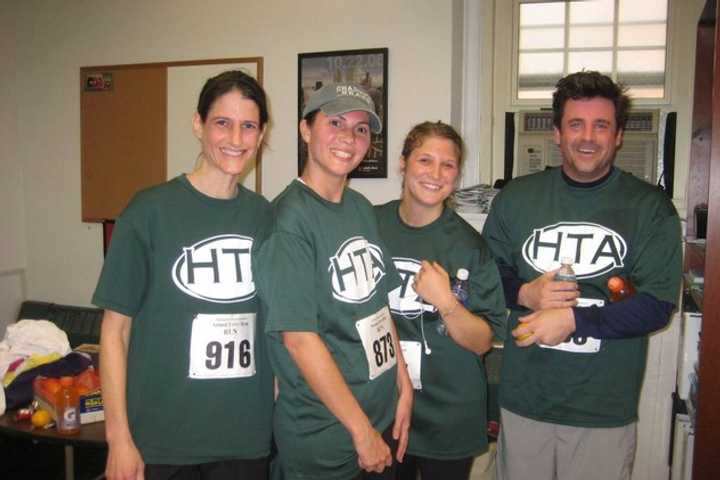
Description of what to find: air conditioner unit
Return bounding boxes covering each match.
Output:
[514,109,660,184]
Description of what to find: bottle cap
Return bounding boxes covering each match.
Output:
[59,376,74,387]
[560,256,573,266]
[456,268,469,281]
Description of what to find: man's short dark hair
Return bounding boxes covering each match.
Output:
[552,71,631,131]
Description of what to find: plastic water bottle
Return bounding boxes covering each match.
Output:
[438,268,470,335]
[516,260,577,343]
[452,268,470,305]
[554,257,576,282]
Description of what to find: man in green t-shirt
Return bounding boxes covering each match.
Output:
[483,71,681,480]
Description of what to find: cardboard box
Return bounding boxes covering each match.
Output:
[79,390,104,423]
[34,390,104,424]
[33,371,104,425]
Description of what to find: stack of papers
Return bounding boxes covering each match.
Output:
[454,184,500,214]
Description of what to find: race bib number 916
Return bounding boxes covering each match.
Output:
[356,307,397,380]
[188,313,256,379]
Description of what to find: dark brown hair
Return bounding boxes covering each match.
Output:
[197,70,269,127]
[552,71,630,131]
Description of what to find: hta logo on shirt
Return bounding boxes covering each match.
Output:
[329,236,386,304]
[172,234,256,303]
[388,257,435,317]
[522,222,627,278]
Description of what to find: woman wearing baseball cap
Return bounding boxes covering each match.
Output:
[256,83,412,479]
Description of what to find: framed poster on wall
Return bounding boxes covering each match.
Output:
[298,48,388,178]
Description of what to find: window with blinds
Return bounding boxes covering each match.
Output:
[517,0,669,100]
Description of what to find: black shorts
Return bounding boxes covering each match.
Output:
[354,424,399,480]
[396,453,474,480]
[145,457,269,480]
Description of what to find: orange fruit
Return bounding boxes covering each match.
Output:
[76,368,101,393]
[607,276,626,293]
[44,378,62,396]
[516,332,533,341]
[31,409,52,428]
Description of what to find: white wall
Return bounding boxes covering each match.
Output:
[8,0,454,308]
[0,5,27,334]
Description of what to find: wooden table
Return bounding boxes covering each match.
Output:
[0,411,106,479]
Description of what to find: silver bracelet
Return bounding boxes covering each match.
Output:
[440,299,460,318]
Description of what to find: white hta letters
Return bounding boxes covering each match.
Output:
[522,222,627,278]
[388,257,436,317]
[329,236,386,304]
[172,234,256,303]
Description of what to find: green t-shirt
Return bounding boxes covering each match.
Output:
[483,167,681,427]
[256,180,401,480]
[375,200,507,459]
[92,175,273,464]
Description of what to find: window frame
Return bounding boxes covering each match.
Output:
[510,0,675,106]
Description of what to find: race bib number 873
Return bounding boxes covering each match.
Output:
[356,307,397,380]
[189,313,256,379]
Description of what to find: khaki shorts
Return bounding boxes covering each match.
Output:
[496,408,636,480]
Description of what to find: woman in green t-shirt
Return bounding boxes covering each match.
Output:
[94,70,273,480]
[374,121,507,480]
[256,83,413,480]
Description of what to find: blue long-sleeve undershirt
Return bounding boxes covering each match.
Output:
[572,292,674,339]
[497,264,675,339]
